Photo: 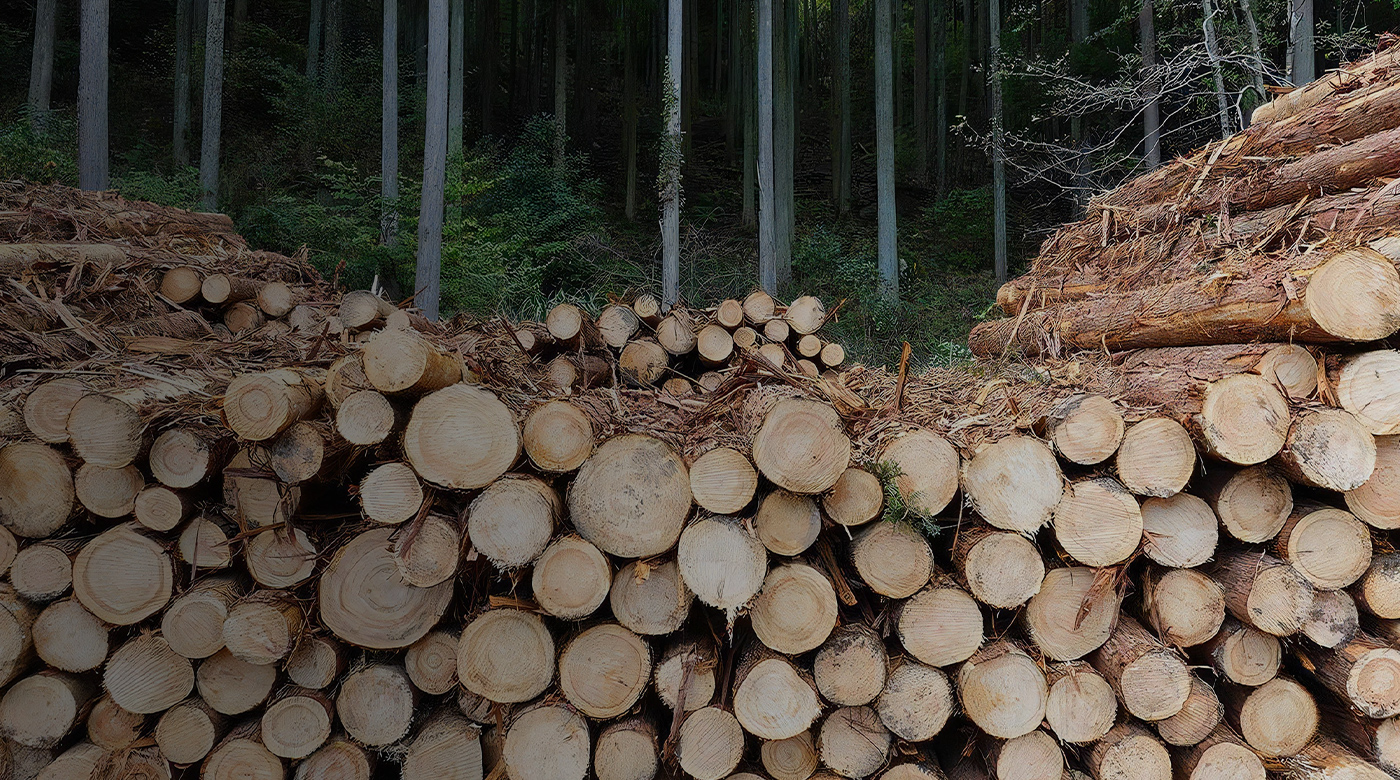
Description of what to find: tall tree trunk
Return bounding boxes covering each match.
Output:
[661,0,683,307]
[958,0,969,119]
[574,0,594,146]
[79,0,109,191]
[934,0,947,195]
[173,0,192,164]
[553,0,566,169]
[758,0,777,292]
[832,0,850,211]
[1202,0,1231,137]
[28,0,57,133]
[894,0,904,132]
[449,0,465,160]
[623,19,640,222]
[417,0,449,320]
[989,0,1005,285]
[915,0,928,183]
[231,0,248,49]
[726,0,741,163]
[481,0,498,135]
[875,0,898,299]
[1238,0,1267,99]
[683,0,697,160]
[1290,0,1315,84]
[306,0,322,81]
[742,0,757,227]
[1140,0,1160,168]
[775,0,795,284]
[382,0,399,247]
[323,0,342,92]
[1069,0,1087,211]
[200,0,226,209]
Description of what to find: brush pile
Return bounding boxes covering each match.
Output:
[6,46,1400,780]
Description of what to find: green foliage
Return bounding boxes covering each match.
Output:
[922,187,994,274]
[867,460,945,540]
[0,114,78,184]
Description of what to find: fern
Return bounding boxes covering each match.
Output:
[868,460,945,540]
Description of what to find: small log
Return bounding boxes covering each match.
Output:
[656,312,698,355]
[1176,725,1265,780]
[558,623,651,719]
[715,298,745,329]
[201,274,260,304]
[1025,566,1122,661]
[957,641,1048,739]
[654,639,718,711]
[678,514,768,617]
[33,598,106,672]
[203,722,284,780]
[401,711,482,780]
[733,326,759,349]
[246,526,317,588]
[595,719,658,780]
[1356,552,1400,618]
[752,398,851,494]
[532,535,611,620]
[880,429,960,516]
[875,660,954,742]
[570,435,690,558]
[335,390,398,445]
[678,706,745,780]
[761,730,818,780]
[751,563,838,654]
[962,435,1063,533]
[177,515,236,569]
[813,625,887,706]
[221,590,303,665]
[392,513,460,587]
[133,485,191,531]
[223,368,324,441]
[0,672,94,748]
[1336,350,1400,434]
[1053,477,1144,567]
[254,280,296,317]
[1198,464,1293,543]
[457,609,555,704]
[1115,418,1196,498]
[325,353,369,408]
[360,461,424,525]
[898,576,985,668]
[35,742,100,778]
[317,527,452,650]
[0,442,74,538]
[223,448,300,527]
[732,645,822,740]
[404,384,520,490]
[222,301,264,334]
[503,703,590,780]
[1196,617,1281,687]
[285,636,345,690]
[796,333,822,359]
[1044,662,1117,745]
[22,378,86,443]
[758,341,788,368]
[1285,738,1395,780]
[823,467,883,527]
[85,694,144,751]
[1090,614,1192,722]
[1141,566,1225,648]
[260,689,334,760]
[818,706,890,779]
[697,324,734,365]
[161,575,241,660]
[197,648,277,715]
[1208,549,1314,636]
[1256,343,1318,398]
[1154,675,1223,747]
[336,664,416,747]
[523,400,594,473]
[1043,394,1124,466]
[619,339,669,386]
[1276,409,1377,491]
[1303,588,1361,649]
[743,290,777,324]
[1140,493,1217,569]
[405,629,459,695]
[160,266,204,303]
[269,420,339,483]
[546,302,604,350]
[1294,633,1400,717]
[1275,503,1373,590]
[690,447,758,515]
[1348,435,1400,530]
[104,634,194,715]
[338,290,396,330]
[364,327,461,395]
[633,293,663,325]
[72,524,172,625]
[787,296,826,334]
[610,559,693,636]
[10,540,76,602]
[988,730,1063,780]
[468,475,559,569]
[852,521,934,598]
[1086,723,1171,780]
[820,341,845,368]
[1222,675,1318,757]
[295,737,374,780]
[755,489,821,556]
[764,318,791,342]
[597,304,641,348]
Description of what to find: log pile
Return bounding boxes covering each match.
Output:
[5,47,1400,780]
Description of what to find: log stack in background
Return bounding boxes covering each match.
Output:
[6,45,1400,780]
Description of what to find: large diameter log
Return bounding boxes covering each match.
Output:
[1087,723,1171,780]
[678,514,768,617]
[1025,566,1122,661]
[880,430,960,516]
[697,324,734,365]
[72,524,172,625]
[743,290,777,324]
[962,435,1064,533]
[610,559,693,635]
[22,378,86,443]
[504,703,590,780]
[1141,566,1225,648]
[1339,351,1400,435]
[752,399,851,494]
[814,625,888,707]
[594,719,657,780]
[755,490,821,556]
[1295,634,1400,718]
[678,706,745,780]
[1223,675,1318,757]
[957,641,1048,739]
[1044,394,1124,465]
[654,639,718,711]
[1154,675,1223,747]
[852,521,934,598]
[1090,614,1192,722]
[401,712,482,780]
[203,724,284,780]
[159,265,203,302]
[318,527,452,649]
[1197,617,1281,687]
[223,368,324,442]
[569,434,691,558]
[0,442,74,538]
[972,246,1400,356]
[875,661,954,742]
[222,590,303,665]
[953,523,1045,609]
[33,599,106,672]
[1140,493,1218,569]
[1053,477,1143,567]
[1199,464,1293,543]
[1208,549,1314,635]
[405,384,520,489]
[1178,725,1265,780]
[1276,409,1377,491]
[261,690,334,760]
[36,742,102,779]
[468,475,559,569]
[336,664,415,747]
[197,649,277,715]
[1044,663,1117,744]
[532,535,610,620]
[558,623,651,719]
[364,328,461,395]
[733,647,823,740]
[457,609,554,704]
[1348,435,1400,529]
[751,563,838,654]
[818,706,890,779]
[0,673,94,748]
[898,579,984,668]
[690,447,758,515]
[1275,503,1373,590]
[823,467,883,527]
[761,731,819,780]
[523,401,594,473]
[1115,418,1195,498]
[104,634,194,714]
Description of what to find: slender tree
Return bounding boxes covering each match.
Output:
[231,0,248,49]
[200,0,227,210]
[774,0,794,284]
[173,0,193,164]
[553,0,567,169]
[480,0,498,135]
[989,0,1006,285]
[1202,0,1231,137]
[306,0,323,81]
[832,0,851,213]
[742,0,757,227]
[78,0,109,191]
[28,0,57,133]
[915,0,929,183]
[1290,0,1315,84]
[383,0,399,246]
[661,0,683,307]
[449,0,465,160]
[417,0,449,320]
[933,0,947,195]
[324,0,343,92]
[1239,0,1267,98]
[1140,0,1160,168]
[758,0,777,292]
[623,14,640,221]
[875,0,898,299]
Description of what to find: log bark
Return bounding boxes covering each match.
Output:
[1284,738,1394,780]
[532,535,611,620]
[957,641,1048,739]
[570,434,690,558]
[201,274,260,305]
[962,435,1063,532]
[457,609,554,704]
